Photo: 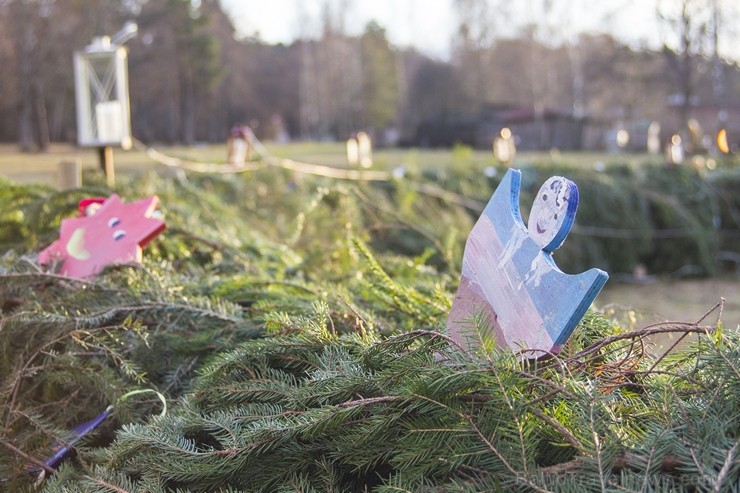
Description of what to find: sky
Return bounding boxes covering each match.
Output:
[219,0,740,61]
[220,0,455,58]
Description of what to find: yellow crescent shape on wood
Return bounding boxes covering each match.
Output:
[66,228,91,260]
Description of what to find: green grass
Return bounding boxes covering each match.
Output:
[0,141,668,186]
[599,277,739,328]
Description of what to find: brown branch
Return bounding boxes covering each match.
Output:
[541,453,690,477]
[408,182,486,212]
[695,298,724,325]
[637,299,724,375]
[528,407,585,455]
[525,388,567,407]
[462,410,554,493]
[91,477,133,493]
[353,188,450,265]
[396,329,473,357]
[539,459,583,477]
[0,438,55,475]
[167,226,240,252]
[0,272,93,286]
[337,396,402,409]
[515,370,578,402]
[566,323,715,365]
[338,295,371,336]
[410,392,555,493]
[714,439,740,492]
[644,331,690,375]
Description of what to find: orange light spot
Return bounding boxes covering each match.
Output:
[718,129,730,154]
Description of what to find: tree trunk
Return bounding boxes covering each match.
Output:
[31,81,50,151]
[16,18,35,152]
[181,79,196,144]
[18,98,34,152]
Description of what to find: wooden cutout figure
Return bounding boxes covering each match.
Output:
[39,194,166,278]
[356,131,373,168]
[447,169,608,357]
[346,137,360,166]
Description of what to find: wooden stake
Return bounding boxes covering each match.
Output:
[58,159,82,190]
[98,146,115,187]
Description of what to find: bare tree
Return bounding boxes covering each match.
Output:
[657,0,713,132]
[297,0,362,139]
[7,1,55,151]
[708,0,740,129]
[359,21,399,131]
[0,0,141,149]
[451,0,495,113]
[132,0,221,144]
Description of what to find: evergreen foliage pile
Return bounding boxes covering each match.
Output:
[43,311,738,493]
[430,159,740,275]
[0,160,736,492]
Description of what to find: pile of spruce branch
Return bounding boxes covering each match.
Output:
[41,302,735,493]
[0,163,736,492]
[1,161,739,276]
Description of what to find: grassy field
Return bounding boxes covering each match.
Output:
[1,141,737,329]
[0,140,665,185]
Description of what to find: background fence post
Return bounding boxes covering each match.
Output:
[58,159,82,190]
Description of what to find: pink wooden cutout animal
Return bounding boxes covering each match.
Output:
[39,194,165,278]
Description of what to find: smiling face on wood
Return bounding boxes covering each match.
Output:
[527,176,577,252]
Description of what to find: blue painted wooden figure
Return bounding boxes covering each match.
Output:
[447,169,608,357]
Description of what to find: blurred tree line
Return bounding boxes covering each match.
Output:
[0,0,738,150]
